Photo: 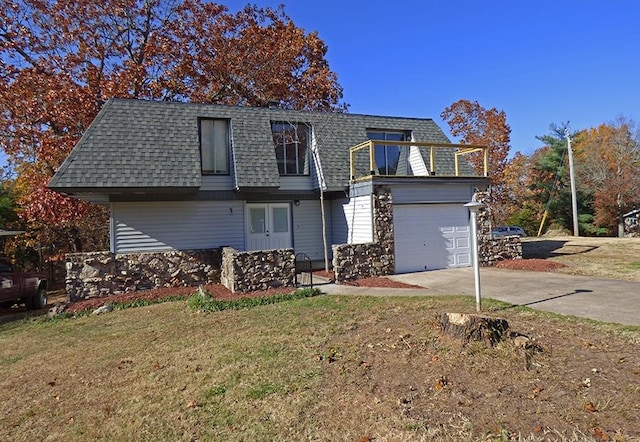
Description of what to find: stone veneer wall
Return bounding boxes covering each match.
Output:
[65,249,222,301]
[332,185,395,283]
[220,247,295,293]
[480,236,522,266]
[474,191,523,266]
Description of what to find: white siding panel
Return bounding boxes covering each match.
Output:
[292,200,325,261]
[392,184,474,204]
[331,197,349,245]
[408,145,429,176]
[343,195,373,244]
[112,201,245,253]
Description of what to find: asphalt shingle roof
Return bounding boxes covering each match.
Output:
[49,98,470,192]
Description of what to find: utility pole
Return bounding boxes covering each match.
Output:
[566,129,580,236]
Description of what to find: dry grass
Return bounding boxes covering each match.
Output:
[522,236,640,281]
[1,294,639,441]
[2,236,640,440]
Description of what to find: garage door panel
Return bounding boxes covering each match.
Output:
[393,204,471,273]
[455,237,470,248]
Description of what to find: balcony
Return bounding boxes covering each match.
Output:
[349,140,488,182]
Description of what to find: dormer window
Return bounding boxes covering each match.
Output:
[271,122,310,175]
[200,118,230,174]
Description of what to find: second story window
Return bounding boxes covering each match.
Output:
[200,118,230,175]
[367,129,409,175]
[271,122,310,175]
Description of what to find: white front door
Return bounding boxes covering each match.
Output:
[246,203,292,251]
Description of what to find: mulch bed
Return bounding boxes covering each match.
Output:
[495,258,568,272]
[313,269,423,288]
[64,284,297,314]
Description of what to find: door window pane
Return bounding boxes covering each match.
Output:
[272,207,289,233]
[249,208,266,233]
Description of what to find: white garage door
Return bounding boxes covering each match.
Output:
[393,204,471,273]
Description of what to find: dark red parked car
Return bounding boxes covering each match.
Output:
[0,258,48,310]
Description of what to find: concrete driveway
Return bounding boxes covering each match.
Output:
[321,268,640,326]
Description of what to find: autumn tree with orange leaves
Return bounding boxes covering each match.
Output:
[441,99,511,224]
[574,118,640,235]
[0,0,345,260]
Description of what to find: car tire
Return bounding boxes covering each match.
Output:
[27,287,48,310]
[0,300,14,309]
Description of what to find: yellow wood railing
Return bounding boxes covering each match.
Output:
[349,140,488,181]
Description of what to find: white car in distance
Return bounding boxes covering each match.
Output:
[492,226,527,238]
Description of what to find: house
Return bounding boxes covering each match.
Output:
[49,98,492,295]
[622,209,640,237]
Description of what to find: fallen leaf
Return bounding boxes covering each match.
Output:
[528,386,544,399]
[584,401,597,412]
[186,399,199,409]
[593,427,610,441]
[435,376,449,391]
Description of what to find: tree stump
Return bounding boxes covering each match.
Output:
[440,313,509,347]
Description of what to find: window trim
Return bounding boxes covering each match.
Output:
[199,118,231,175]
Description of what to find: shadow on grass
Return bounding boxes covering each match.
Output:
[0,306,47,326]
[522,240,567,258]
[522,239,598,259]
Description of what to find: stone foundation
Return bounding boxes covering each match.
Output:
[65,249,222,301]
[221,247,295,293]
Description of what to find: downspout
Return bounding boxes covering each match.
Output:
[230,120,240,191]
[311,128,330,271]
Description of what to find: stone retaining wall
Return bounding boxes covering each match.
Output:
[221,247,295,293]
[65,249,222,301]
[332,242,393,282]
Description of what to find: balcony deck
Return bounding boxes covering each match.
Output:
[349,140,488,182]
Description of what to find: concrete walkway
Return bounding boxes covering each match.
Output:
[318,268,640,326]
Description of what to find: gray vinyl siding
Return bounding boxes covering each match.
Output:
[292,200,327,261]
[391,184,475,204]
[111,200,245,253]
[279,176,315,191]
[200,175,235,191]
[342,195,373,244]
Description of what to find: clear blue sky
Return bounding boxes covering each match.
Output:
[226,0,640,155]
